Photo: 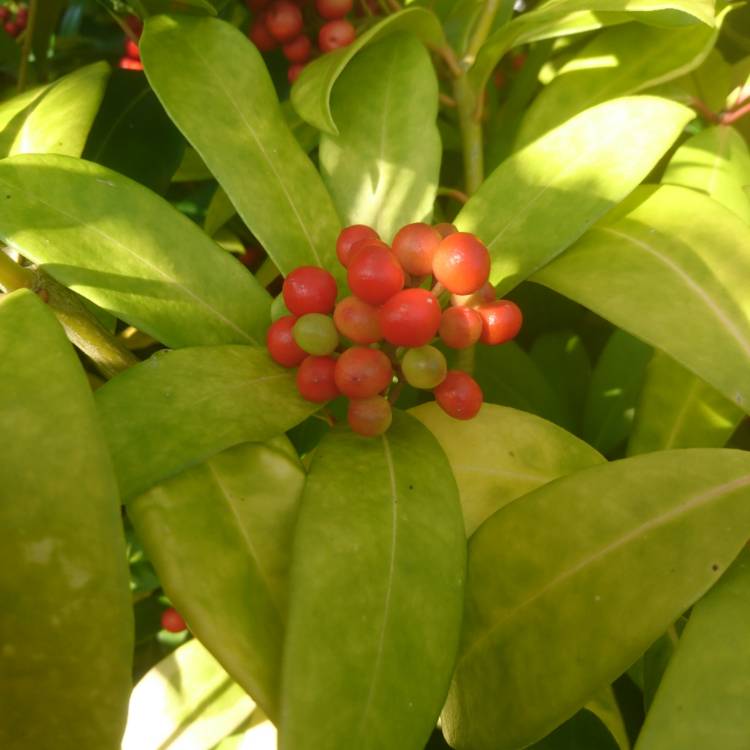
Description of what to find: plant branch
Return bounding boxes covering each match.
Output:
[463,0,501,68]
[453,74,485,194]
[722,97,750,125]
[17,0,39,92]
[437,186,470,204]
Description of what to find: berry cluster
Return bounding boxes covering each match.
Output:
[0,3,27,39]
[247,0,359,83]
[118,15,143,71]
[266,223,523,437]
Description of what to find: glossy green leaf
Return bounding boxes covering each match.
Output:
[96,345,316,500]
[411,402,603,536]
[470,0,715,93]
[83,70,185,194]
[637,547,750,749]
[474,340,571,428]
[530,710,621,749]
[0,290,132,750]
[129,438,305,720]
[442,449,750,750]
[628,351,743,453]
[0,153,270,347]
[217,717,277,750]
[291,7,445,134]
[141,0,217,13]
[662,125,750,224]
[586,687,631,750]
[583,330,653,455]
[529,330,592,429]
[456,97,693,296]
[205,186,237,237]
[30,0,66,79]
[141,15,340,277]
[533,185,750,415]
[319,34,440,241]
[0,62,109,158]
[281,412,465,750]
[121,639,255,750]
[516,22,716,147]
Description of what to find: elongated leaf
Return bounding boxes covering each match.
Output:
[628,351,743,453]
[83,70,185,194]
[0,290,132,750]
[281,412,465,750]
[121,639,255,750]
[583,330,653,455]
[96,345,316,499]
[442,449,750,750]
[217,718,277,749]
[636,548,750,750]
[141,15,340,277]
[411,402,603,535]
[0,62,109,158]
[291,7,445,134]
[662,125,750,224]
[533,185,750,415]
[0,153,269,347]
[30,0,66,79]
[470,0,715,93]
[319,34,440,241]
[456,97,693,296]
[516,22,715,147]
[129,438,305,720]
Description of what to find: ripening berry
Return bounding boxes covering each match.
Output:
[439,306,483,349]
[432,232,491,295]
[249,17,278,51]
[288,63,306,83]
[283,266,337,316]
[283,34,312,62]
[476,300,523,345]
[293,313,339,356]
[402,345,447,390]
[267,315,307,367]
[119,57,144,70]
[0,8,9,21]
[434,371,483,420]
[296,356,339,402]
[333,296,382,344]
[265,0,304,42]
[434,223,458,238]
[161,607,187,633]
[124,37,140,59]
[379,288,442,348]
[347,246,404,306]
[348,396,392,437]
[316,0,353,19]
[15,6,27,27]
[4,21,19,37]
[336,224,380,267]
[392,223,442,277]
[318,19,356,52]
[450,281,495,309]
[334,346,392,399]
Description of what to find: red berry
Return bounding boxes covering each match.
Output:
[347,246,404,306]
[118,57,144,71]
[15,7,27,27]
[161,607,187,633]
[432,232,490,295]
[334,346,392,399]
[283,266,338,316]
[125,14,143,35]
[246,0,270,9]
[124,37,140,60]
[439,306,483,349]
[283,34,312,62]
[348,396,392,437]
[318,19,356,52]
[476,300,523,345]
[451,281,495,308]
[0,8,9,21]
[392,222,442,277]
[296,356,339,402]
[4,21,19,37]
[265,0,304,42]
[266,315,307,367]
[333,296,382,344]
[434,371,483,420]
[336,224,380,268]
[434,223,458,238]
[315,0,353,19]
[288,63,306,83]
[379,288,442,348]
[249,16,277,51]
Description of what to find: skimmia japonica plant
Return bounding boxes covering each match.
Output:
[1,0,750,749]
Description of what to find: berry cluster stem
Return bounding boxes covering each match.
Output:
[454,74,484,195]
[17,0,38,92]
[463,0,502,68]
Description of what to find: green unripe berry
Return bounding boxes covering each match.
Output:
[293,313,339,356]
[402,345,447,390]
